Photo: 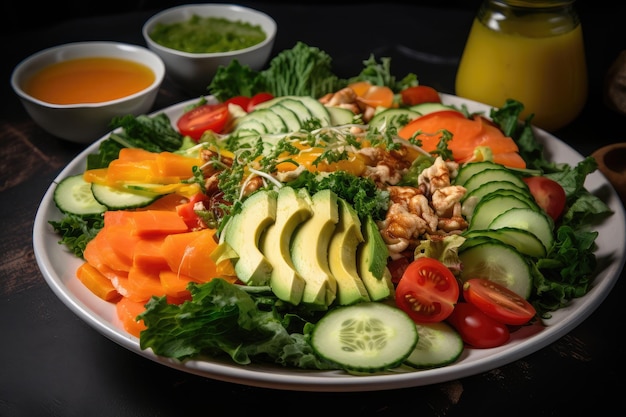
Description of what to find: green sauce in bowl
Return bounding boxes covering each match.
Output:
[149,15,267,54]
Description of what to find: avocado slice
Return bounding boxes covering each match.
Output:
[290,189,339,307]
[223,189,278,286]
[327,198,371,305]
[260,187,313,305]
[357,216,394,301]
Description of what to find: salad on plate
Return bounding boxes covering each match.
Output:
[46,42,614,376]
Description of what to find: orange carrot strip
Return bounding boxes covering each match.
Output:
[161,228,220,282]
[104,225,141,266]
[159,270,198,299]
[139,193,188,211]
[115,297,147,338]
[126,265,167,303]
[76,262,121,301]
[130,210,189,237]
[132,237,169,271]
[89,231,133,272]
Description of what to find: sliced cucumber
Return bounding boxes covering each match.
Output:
[234,118,267,135]
[409,102,458,116]
[278,98,314,124]
[404,321,463,369]
[462,168,527,195]
[53,174,107,216]
[461,180,530,203]
[271,104,303,132]
[468,193,536,230]
[488,207,554,251]
[291,95,332,126]
[459,241,533,299]
[311,302,418,373]
[368,108,420,132]
[327,106,355,126]
[253,108,288,133]
[462,227,547,258]
[454,161,507,187]
[91,183,161,210]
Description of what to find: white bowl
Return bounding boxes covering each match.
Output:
[11,41,165,144]
[142,3,277,95]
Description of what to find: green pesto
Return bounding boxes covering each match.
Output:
[150,15,266,53]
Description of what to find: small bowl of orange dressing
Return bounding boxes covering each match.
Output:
[11,41,165,144]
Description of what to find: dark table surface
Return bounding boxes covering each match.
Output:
[2,2,626,416]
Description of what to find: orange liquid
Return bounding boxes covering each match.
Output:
[455,17,587,131]
[24,57,155,104]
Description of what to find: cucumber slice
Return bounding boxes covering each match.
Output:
[488,207,554,251]
[462,168,527,195]
[459,241,533,299]
[461,180,530,203]
[311,302,418,373]
[91,183,161,210]
[278,98,313,125]
[270,104,302,132]
[53,174,107,216]
[404,321,463,369]
[409,102,458,115]
[463,227,547,258]
[248,108,287,133]
[327,106,354,126]
[454,161,507,187]
[291,95,332,126]
[468,193,536,229]
[368,108,420,132]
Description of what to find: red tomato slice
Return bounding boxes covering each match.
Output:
[394,257,460,323]
[175,193,209,229]
[446,302,510,348]
[177,103,230,140]
[522,176,567,221]
[225,95,251,110]
[400,85,441,106]
[463,278,536,325]
[247,92,274,112]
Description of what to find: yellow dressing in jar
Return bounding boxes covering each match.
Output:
[24,57,156,105]
[455,0,587,131]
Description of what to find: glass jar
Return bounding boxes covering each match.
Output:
[455,0,587,132]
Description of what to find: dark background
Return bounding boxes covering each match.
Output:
[0,1,523,34]
[2,0,617,35]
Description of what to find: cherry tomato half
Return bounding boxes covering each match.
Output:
[400,85,441,106]
[395,257,460,323]
[522,176,567,221]
[177,103,230,140]
[246,92,274,112]
[446,302,510,348]
[463,278,536,325]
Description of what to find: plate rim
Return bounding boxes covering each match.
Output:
[33,93,626,391]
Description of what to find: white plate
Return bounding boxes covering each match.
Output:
[33,94,626,392]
